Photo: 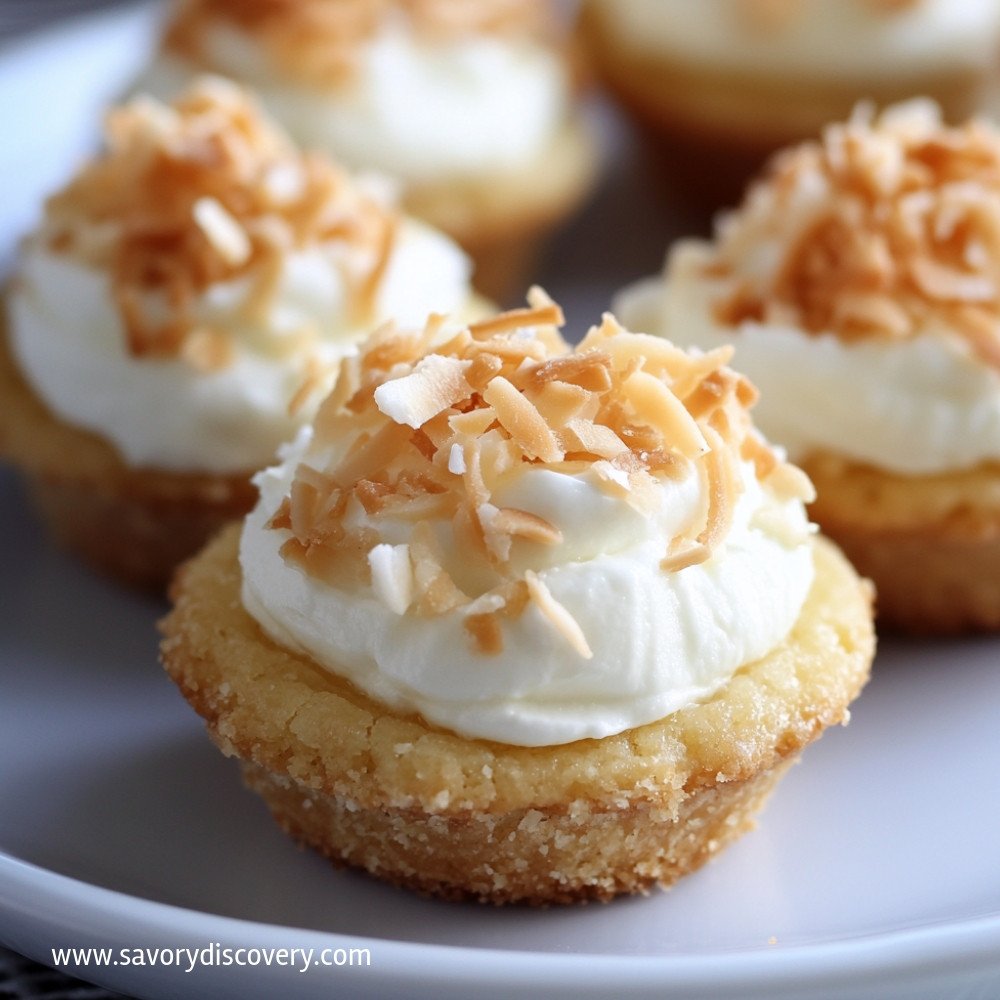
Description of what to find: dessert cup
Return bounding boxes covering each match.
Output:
[138,0,600,301]
[581,0,1000,214]
[616,101,1000,632]
[161,299,874,903]
[0,78,481,589]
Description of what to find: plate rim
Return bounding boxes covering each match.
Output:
[4,850,1000,994]
[3,5,1000,998]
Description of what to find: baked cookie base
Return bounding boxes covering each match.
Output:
[243,754,795,905]
[404,118,599,305]
[803,454,1000,634]
[161,527,874,905]
[580,4,988,214]
[0,316,256,590]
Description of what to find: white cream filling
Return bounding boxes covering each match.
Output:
[239,428,814,747]
[138,19,569,183]
[615,244,1000,476]
[7,221,471,473]
[594,0,1000,81]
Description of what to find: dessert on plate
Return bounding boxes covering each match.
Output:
[580,0,1000,206]
[616,101,1000,633]
[138,0,599,300]
[161,295,874,904]
[0,76,479,589]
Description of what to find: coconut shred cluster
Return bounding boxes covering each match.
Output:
[40,78,398,373]
[164,0,553,88]
[240,296,817,746]
[8,77,472,474]
[613,100,1000,476]
[143,0,570,190]
[707,101,1000,367]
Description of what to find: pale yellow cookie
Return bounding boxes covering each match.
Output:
[161,527,872,904]
[803,453,1000,634]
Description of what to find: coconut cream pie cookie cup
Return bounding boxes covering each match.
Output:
[581,0,1000,207]
[0,77,480,589]
[617,101,1000,633]
[138,0,598,300]
[161,295,874,904]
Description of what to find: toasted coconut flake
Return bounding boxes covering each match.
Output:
[478,502,513,563]
[482,376,563,463]
[590,459,632,495]
[192,196,251,266]
[623,370,709,459]
[374,355,473,429]
[266,497,292,531]
[740,432,780,481]
[524,571,592,659]
[705,101,1000,370]
[694,427,740,558]
[909,256,996,303]
[178,326,234,372]
[331,421,413,486]
[447,442,467,475]
[766,462,817,503]
[529,352,613,392]
[530,379,596,427]
[287,355,328,417]
[491,508,563,546]
[47,79,403,369]
[410,523,468,616]
[670,346,736,400]
[449,407,497,437]
[462,443,491,509]
[469,302,565,339]
[953,305,1000,369]
[559,418,629,460]
[660,540,710,573]
[465,352,504,390]
[368,543,414,615]
[465,613,504,655]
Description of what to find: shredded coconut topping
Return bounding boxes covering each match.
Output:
[708,100,1000,370]
[41,77,399,368]
[165,0,554,87]
[267,292,809,657]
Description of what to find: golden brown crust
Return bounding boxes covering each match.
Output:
[160,526,873,902]
[802,452,1000,633]
[242,754,796,904]
[580,3,987,154]
[0,310,256,590]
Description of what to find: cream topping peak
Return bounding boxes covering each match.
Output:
[265,294,812,657]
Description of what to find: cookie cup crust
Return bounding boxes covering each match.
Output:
[578,3,989,211]
[579,3,988,154]
[0,309,256,590]
[402,118,598,303]
[802,452,1000,634]
[160,525,873,904]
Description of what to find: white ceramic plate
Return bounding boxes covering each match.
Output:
[1,7,1000,1000]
